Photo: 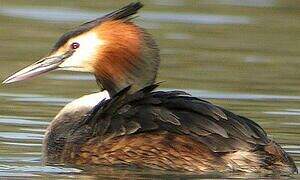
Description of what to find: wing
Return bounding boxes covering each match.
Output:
[80,84,270,153]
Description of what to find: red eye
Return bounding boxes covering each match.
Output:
[71,42,80,49]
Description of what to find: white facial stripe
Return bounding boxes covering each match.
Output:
[59,32,105,72]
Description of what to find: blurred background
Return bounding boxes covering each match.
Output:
[0,0,299,178]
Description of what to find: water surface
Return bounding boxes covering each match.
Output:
[0,0,299,178]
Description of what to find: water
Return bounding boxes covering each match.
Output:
[0,0,299,178]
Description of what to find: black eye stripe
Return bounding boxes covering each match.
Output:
[71,42,80,49]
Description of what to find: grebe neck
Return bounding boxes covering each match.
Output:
[94,22,160,96]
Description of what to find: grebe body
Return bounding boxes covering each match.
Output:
[3,2,297,174]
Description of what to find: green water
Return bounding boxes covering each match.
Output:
[0,0,299,178]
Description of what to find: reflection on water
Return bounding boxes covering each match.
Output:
[0,0,299,178]
[0,7,251,24]
[203,0,277,7]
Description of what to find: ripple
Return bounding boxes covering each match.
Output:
[265,112,300,116]
[1,93,73,106]
[0,164,82,176]
[165,33,192,40]
[0,171,39,177]
[282,145,300,154]
[283,145,300,149]
[0,116,48,126]
[0,156,39,163]
[281,122,300,126]
[0,132,43,141]
[265,109,300,117]
[11,96,72,106]
[202,0,276,8]
[48,74,94,81]
[1,142,41,147]
[152,0,185,7]
[0,6,252,25]
[3,87,300,110]
[20,128,46,133]
[0,93,44,98]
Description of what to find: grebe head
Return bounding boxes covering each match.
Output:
[3,2,160,96]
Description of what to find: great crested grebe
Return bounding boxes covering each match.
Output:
[3,2,298,174]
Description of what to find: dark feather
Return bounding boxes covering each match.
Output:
[175,111,228,138]
[124,121,141,134]
[81,2,143,26]
[82,84,271,154]
[152,107,181,126]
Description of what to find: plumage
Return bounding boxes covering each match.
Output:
[42,84,297,174]
[3,2,297,175]
[79,84,268,147]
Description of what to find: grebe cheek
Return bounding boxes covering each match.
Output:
[58,32,106,72]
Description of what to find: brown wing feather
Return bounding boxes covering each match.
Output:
[76,131,227,172]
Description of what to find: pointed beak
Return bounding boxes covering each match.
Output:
[2,51,74,84]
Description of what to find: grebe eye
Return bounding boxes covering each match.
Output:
[71,42,80,50]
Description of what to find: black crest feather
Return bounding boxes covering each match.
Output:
[52,2,144,52]
[81,2,143,26]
